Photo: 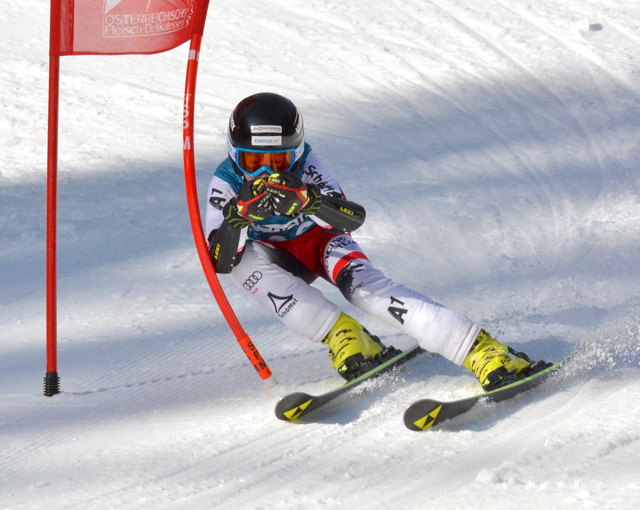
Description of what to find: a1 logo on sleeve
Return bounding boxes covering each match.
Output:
[208,187,226,210]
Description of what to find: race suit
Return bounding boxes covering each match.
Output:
[205,144,479,365]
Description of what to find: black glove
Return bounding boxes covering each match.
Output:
[223,179,273,228]
[266,173,323,217]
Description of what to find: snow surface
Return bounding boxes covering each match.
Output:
[2,1,640,508]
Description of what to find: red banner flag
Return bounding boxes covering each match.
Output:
[51,0,206,56]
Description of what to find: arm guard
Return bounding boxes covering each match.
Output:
[311,195,366,233]
[208,224,244,274]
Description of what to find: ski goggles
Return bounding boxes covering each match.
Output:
[229,142,305,178]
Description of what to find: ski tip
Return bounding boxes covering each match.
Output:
[403,399,445,431]
[275,392,315,422]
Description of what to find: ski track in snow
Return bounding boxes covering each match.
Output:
[2,1,640,508]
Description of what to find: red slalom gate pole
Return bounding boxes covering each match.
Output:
[44,1,62,396]
[181,8,276,386]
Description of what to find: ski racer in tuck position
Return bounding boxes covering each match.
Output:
[205,92,551,390]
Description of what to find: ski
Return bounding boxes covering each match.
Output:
[404,358,568,431]
[275,344,422,422]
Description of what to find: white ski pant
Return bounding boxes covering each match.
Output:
[229,237,479,365]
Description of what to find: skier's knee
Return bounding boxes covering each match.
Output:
[336,260,367,301]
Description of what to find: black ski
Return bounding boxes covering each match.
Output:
[403,358,568,431]
[276,344,422,422]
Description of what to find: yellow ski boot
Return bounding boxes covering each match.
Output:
[322,312,385,380]
[463,329,541,391]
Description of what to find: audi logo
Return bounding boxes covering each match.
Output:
[243,271,263,290]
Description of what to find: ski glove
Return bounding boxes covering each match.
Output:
[223,179,273,229]
[266,173,323,217]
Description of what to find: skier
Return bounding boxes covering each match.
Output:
[205,92,551,391]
